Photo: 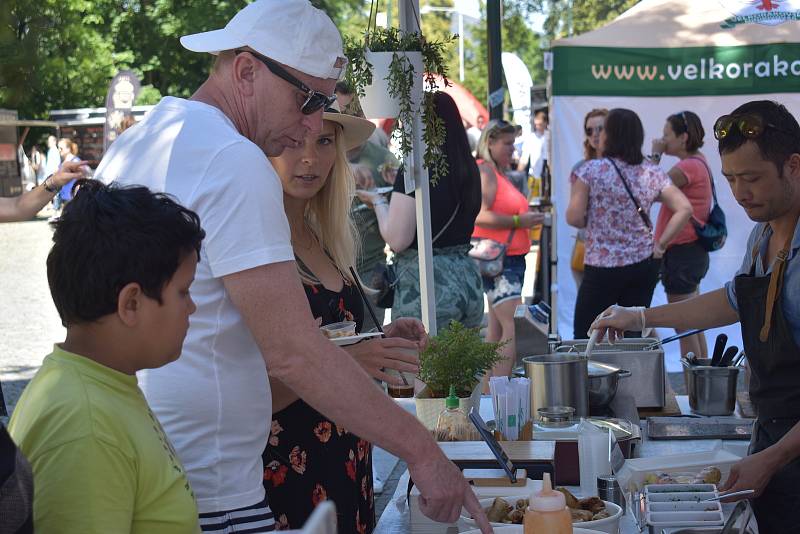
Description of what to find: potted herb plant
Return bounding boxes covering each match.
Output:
[415,321,506,429]
[343,26,454,184]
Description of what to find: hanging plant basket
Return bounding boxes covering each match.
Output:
[344,26,455,184]
[359,50,423,120]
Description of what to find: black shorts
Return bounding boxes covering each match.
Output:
[660,241,709,295]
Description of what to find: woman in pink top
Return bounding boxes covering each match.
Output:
[473,120,544,379]
[566,109,692,339]
[650,111,714,358]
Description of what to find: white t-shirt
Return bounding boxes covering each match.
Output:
[522,130,549,178]
[96,97,293,513]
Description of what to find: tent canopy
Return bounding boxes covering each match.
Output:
[548,0,800,370]
[555,0,800,48]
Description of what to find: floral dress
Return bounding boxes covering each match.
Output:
[263,263,374,534]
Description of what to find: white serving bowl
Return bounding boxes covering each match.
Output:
[461,497,623,534]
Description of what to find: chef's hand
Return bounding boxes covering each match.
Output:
[719,448,782,499]
[385,317,429,350]
[409,451,494,532]
[344,337,419,384]
[590,305,645,343]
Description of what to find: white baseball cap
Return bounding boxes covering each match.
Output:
[180,0,347,80]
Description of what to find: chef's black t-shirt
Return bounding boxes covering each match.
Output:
[392,166,481,250]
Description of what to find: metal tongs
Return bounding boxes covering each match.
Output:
[645,329,706,350]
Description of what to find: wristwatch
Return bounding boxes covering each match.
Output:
[43,174,60,193]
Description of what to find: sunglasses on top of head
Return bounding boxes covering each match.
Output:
[713,113,794,141]
[235,50,337,115]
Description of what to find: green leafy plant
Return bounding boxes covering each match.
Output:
[419,321,506,398]
[343,27,454,185]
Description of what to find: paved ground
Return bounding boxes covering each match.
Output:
[0,216,65,422]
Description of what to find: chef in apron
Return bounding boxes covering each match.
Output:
[590,100,800,533]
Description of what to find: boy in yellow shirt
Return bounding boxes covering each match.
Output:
[9,180,205,533]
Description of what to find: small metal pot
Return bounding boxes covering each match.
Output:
[587,361,632,409]
[523,353,589,417]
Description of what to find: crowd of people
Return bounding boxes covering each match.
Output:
[2,0,800,533]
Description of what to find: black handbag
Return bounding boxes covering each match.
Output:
[688,157,727,252]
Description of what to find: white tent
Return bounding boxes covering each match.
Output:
[550,0,800,370]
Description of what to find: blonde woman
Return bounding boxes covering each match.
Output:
[262,105,424,534]
[473,120,544,380]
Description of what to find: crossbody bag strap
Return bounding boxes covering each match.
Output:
[687,156,719,207]
[432,202,460,244]
[506,226,517,246]
[608,157,653,230]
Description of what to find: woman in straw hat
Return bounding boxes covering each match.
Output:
[262,104,425,533]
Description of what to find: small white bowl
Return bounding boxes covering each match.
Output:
[461,497,623,534]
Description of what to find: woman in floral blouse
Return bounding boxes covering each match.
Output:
[262,104,425,534]
[566,108,692,339]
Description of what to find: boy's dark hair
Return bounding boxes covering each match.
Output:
[603,108,645,165]
[718,100,800,173]
[667,111,705,152]
[47,180,205,327]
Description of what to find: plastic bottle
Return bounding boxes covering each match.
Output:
[523,472,573,534]
[435,385,469,441]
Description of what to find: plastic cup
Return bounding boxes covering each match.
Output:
[320,321,356,339]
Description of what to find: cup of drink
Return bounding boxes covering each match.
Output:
[386,347,418,398]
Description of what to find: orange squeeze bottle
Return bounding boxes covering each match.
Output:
[523,472,573,534]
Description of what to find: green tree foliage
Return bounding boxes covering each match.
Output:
[461,2,544,106]
[531,0,639,40]
[0,0,364,119]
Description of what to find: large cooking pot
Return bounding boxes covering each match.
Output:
[523,353,589,417]
[587,361,632,409]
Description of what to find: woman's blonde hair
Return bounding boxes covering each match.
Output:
[301,123,359,285]
[475,120,516,168]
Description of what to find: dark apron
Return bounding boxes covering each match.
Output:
[734,227,800,533]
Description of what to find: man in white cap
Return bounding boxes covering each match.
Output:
[95,1,492,532]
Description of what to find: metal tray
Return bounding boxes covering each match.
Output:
[647,417,754,440]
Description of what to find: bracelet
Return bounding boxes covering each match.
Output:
[512,214,521,228]
[373,198,388,208]
[647,153,662,163]
[42,174,60,193]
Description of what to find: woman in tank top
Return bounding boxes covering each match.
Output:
[472,120,545,380]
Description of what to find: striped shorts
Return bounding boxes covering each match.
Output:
[199,498,275,533]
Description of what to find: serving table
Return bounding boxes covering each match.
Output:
[375,396,751,534]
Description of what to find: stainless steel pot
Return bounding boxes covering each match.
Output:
[523,353,589,417]
[587,361,632,409]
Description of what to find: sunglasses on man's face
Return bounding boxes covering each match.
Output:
[585,125,603,136]
[235,50,336,115]
[713,113,792,140]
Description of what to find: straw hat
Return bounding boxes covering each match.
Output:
[323,101,376,151]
